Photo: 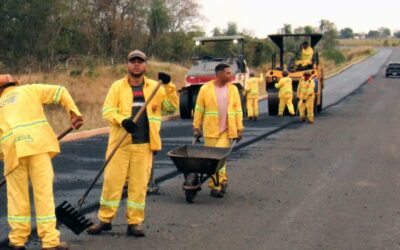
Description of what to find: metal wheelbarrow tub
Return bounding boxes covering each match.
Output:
[167,144,231,175]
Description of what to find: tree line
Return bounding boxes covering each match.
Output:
[1,0,394,74]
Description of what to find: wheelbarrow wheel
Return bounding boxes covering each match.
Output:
[184,173,200,203]
[185,190,196,203]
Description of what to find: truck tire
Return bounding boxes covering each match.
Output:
[179,90,192,119]
[268,92,279,116]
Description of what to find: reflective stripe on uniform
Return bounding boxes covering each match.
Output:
[204,111,218,117]
[127,200,145,209]
[53,86,63,104]
[36,215,56,224]
[102,107,119,115]
[228,112,235,117]
[8,215,31,223]
[100,197,120,208]
[148,116,161,124]
[1,119,48,143]
[195,105,204,113]
[162,99,176,112]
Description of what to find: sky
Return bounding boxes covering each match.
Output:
[199,0,399,38]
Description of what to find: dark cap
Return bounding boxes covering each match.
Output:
[128,50,147,61]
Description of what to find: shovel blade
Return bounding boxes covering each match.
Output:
[56,201,94,235]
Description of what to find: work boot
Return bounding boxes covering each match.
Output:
[210,189,224,198]
[307,120,314,124]
[248,116,253,121]
[220,182,228,194]
[42,242,69,250]
[8,243,26,250]
[86,222,112,235]
[299,117,306,123]
[254,117,258,122]
[127,224,145,237]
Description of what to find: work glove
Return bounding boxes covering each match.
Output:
[236,130,243,142]
[158,72,171,84]
[70,112,84,130]
[193,128,202,139]
[122,119,138,134]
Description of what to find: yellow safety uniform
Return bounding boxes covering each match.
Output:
[245,74,263,118]
[193,81,244,191]
[275,77,295,116]
[98,75,178,224]
[0,84,81,248]
[297,47,314,66]
[297,78,315,122]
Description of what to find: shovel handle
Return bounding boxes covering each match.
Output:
[77,81,163,207]
[0,126,75,189]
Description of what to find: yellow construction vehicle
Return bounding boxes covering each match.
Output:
[265,34,324,115]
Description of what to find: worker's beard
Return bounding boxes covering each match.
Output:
[129,70,144,78]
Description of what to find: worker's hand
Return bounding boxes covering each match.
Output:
[236,130,243,142]
[122,119,138,134]
[158,72,171,84]
[70,112,83,130]
[193,128,202,139]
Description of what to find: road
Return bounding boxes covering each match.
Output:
[0,48,394,249]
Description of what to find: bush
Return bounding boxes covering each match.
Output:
[69,68,83,77]
[322,49,346,65]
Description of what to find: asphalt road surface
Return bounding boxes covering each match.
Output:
[0,48,395,249]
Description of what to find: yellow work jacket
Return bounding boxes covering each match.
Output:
[301,47,314,61]
[245,74,263,98]
[0,84,82,173]
[102,75,178,153]
[297,78,315,100]
[193,81,244,139]
[275,77,293,98]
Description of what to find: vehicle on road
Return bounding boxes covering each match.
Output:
[386,62,400,78]
[265,34,325,115]
[179,36,249,119]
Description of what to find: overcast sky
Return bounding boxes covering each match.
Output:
[199,0,399,37]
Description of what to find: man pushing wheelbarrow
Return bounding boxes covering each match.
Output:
[191,63,244,199]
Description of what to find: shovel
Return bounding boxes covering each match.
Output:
[0,126,74,188]
[56,81,163,235]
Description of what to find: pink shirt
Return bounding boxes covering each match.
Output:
[215,84,228,133]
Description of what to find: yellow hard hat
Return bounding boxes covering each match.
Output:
[0,74,18,87]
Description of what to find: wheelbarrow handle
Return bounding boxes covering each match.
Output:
[77,81,163,208]
[0,126,75,189]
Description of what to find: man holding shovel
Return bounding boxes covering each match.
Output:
[87,50,178,237]
[0,74,83,250]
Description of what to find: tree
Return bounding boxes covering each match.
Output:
[225,22,238,36]
[166,0,200,32]
[394,31,400,38]
[281,24,292,34]
[340,28,354,39]
[378,27,391,38]
[367,30,380,38]
[319,20,338,50]
[146,0,171,56]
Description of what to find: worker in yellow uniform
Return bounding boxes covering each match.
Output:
[297,70,316,123]
[296,41,314,67]
[87,50,178,237]
[245,72,264,121]
[0,74,83,250]
[193,63,244,198]
[275,71,295,116]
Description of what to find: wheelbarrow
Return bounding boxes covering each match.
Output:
[167,138,236,203]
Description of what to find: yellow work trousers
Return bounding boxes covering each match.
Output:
[246,96,259,118]
[98,143,152,225]
[6,153,60,248]
[278,96,295,116]
[205,132,230,191]
[298,96,315,122]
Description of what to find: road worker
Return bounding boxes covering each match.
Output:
[87,50,178,237]
[275,71,295,116]
[0,74,83,250]
[193,63,244,198]
[297,70,316,123]
[245,72,264,121]
[296,41,314,68]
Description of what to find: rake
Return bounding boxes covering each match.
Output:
[56,81,163,235]
[0,126,74,188]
